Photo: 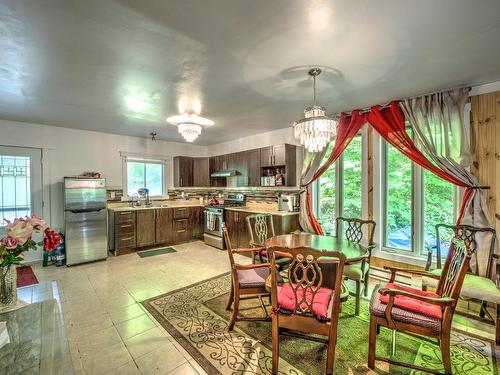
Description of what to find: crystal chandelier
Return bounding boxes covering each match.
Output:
[166,113,214,143]
[293,68,337,152]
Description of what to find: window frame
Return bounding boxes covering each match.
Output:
[122,157,166,198]
[313,131,366,235]
[380,140,458,258]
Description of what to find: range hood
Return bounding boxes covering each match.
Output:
[210,170,238,177]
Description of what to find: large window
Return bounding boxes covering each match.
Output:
[317,136,363,235]
[383,141,457,256]
[125,159,164,197]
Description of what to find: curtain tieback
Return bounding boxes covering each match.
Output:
[468,185,490,190]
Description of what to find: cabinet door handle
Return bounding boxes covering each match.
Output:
[120,212,131,215]
[180,178,183,186]
[120,224,132,228]
[177,219,188,222]
[177,208,187,211]
[121,237,133,241]
[177,229,186,233]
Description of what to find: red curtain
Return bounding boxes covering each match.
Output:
[305,110,367,234]
[367,101,472,224]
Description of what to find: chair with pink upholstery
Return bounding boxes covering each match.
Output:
[267,246,346,375]
[222,223,271,330]
[368,238,471,375]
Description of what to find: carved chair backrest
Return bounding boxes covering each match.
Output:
[267,246,346,325]
[335,217,376,249]
[222,223,237,269]
[246,214,275,247]
[435,224,496,278]
[436,239,471,304]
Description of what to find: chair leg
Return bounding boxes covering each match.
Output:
[479,300,487,318]
[496,303,500,346]
[271,315,279,374]
[368,316,377,369]
[363,269,370,297]
[226,283,234,311]
[228,293,240,331]
[355,280,361,316]
[325,338,336,375]
[440,333,452,375]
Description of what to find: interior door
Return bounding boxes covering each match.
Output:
[0,146,43,261]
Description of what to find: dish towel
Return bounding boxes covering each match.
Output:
[206,212,216,231]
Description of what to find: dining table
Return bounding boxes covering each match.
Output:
[264,233,370,290]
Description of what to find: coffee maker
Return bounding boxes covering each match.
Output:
[278,193,299,212]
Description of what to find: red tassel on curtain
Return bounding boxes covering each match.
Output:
[367,101,473,224]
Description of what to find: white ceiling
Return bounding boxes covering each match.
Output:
[1,0,500,145]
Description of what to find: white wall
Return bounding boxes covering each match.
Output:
[0,119,207,232]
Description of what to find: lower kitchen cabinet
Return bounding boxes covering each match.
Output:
[136,209,156,247]
[156,208,174,244]
[224,210,300,248]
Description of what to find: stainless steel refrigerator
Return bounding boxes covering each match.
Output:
[64,177,108,265]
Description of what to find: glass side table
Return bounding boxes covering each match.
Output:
[0,281,74,375]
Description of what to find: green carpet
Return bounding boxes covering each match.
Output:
[142,273,499,375]
[137,247,176,257]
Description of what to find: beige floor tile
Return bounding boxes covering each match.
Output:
[167,362,200,375]
[81,341,132,375]
[76,326,123,357]
[104,361,141,375]
[115,314,156,340]
[189,360,208,375]
[135,342,187,375]
[108,303,146,324]
[129,287,162,302]
[123,326,171,359]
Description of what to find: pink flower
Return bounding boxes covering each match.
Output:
[6,218,34,245]
[29,214,48,230]
[1,236,19,249]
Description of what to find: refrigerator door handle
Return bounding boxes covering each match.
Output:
[68,208,106,214]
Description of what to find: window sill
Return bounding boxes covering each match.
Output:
[372,247,428,268]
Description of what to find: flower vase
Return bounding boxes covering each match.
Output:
[0,266,17,309]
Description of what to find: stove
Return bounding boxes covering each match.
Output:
[203,193,245,249]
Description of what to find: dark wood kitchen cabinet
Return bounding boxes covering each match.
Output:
[112,210,137,255]
[155,208,174,244]
[136,209,156,247]
[245,149,261,187]
[260,144,291,167]
[173,156,194,187]
[193,157,210,187]
[189,206,204,239]
[224,210,252,248]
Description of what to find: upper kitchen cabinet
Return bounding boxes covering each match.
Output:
[260,144,297,186]
[193,157,210,187]
[173,156,193,187]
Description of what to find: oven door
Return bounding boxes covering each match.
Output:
[204,210,223,237]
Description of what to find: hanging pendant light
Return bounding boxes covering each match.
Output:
[293,68,337,152]
[166,113,214,143]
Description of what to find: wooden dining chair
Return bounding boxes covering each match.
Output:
[335,217,376,315]
[246,214,290,270]
[267,245,346,375]
[368,238,471,375]
[222,223,271,330]
[423,224,500,344]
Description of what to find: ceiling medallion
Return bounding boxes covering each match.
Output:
[293,68,337,152]
[166,113,214,143]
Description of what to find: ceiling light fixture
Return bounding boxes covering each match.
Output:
[166,112,214,143]
[293,68,337,152]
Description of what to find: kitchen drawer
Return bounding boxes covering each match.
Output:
[173,218,188,231]
[114,211,136,224]
[114,222,135,234]
[115,233,136,249]
[174,219,189,242]
[173,207,189,219]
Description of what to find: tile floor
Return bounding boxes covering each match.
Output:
[30,241,251,375]
[26,240,498,374]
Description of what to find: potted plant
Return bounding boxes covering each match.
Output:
[0,215,61,309]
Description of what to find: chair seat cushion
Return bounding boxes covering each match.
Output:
[370,284,442,332]
[378,282,442,319]
[277,283,333,321]
[237,267,269,288]
[422,270,500,304]
[343,263,366,281]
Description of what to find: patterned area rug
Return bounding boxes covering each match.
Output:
[142,273,499,375]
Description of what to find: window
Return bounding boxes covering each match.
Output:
[0,146,42,230]
[125,159,164,197]
[382,141,457,256]
[316,135,363,235]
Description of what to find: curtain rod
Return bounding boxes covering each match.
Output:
[339,85,471,116]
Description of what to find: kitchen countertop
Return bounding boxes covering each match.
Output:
[225,206,299,216]
[108,201,204,212]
